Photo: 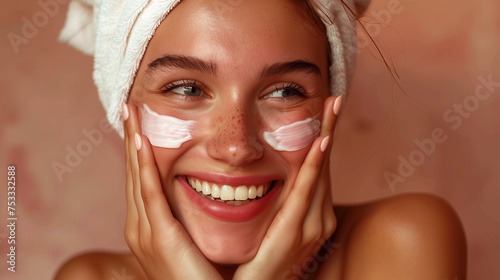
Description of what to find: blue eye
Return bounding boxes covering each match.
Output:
[263,83,307,100]
[161,80,205,98]
[172,85,203,96]
[267,88,297,98]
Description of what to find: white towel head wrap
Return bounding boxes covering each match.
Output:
[59,0,371,136]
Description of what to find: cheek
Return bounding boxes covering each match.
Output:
[151,146,187,179]
[278,148,310,182]
[139,104,198,184]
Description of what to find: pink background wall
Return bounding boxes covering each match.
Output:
[1,0,499,279]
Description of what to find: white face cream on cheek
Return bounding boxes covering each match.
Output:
[141,104,197,148]
[263,117,321,152]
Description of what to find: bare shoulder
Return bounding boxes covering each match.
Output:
[54,251,145,280]
[320,193,467,280]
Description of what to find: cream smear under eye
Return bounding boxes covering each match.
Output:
[263,117,321,151]
[141,104,196,148]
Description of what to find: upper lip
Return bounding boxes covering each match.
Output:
[179,172,283,186]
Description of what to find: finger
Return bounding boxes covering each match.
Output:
[303,96,341,236]
[280,95,340,226]
[285,95,339,209]
[320,95,340,137]
[317,96,342,228]
[302,165,336,241]
[310,95,341,216]
[123,103,139,241]
[136,133,178,233]
[127,104,152,235]
[135,134,221,279]
[317,95,341,180]
[321,184,336,238]
[280,136,327,227]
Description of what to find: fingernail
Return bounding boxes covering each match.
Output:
[333,95,343,116]
[134,133,142,151]
[122,103,129,121]
[320,136,330,152]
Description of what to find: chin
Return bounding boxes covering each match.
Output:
[176,199,275,265]
[185,218,268,264]
[200,240,258,265]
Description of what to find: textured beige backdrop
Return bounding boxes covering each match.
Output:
[1,0,499,279]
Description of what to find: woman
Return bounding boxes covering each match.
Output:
[55,0,466,279]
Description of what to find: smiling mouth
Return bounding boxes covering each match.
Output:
[185,176,276,206]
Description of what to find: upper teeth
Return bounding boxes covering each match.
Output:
[187,177,270,201]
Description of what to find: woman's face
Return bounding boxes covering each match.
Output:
[129,0,330,264]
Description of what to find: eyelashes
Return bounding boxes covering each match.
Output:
[160,79,206,98]
[159,79,308,101]
[266,82,308,100]
[161,79,203,92]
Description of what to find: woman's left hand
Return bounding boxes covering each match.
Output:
[234,95,340,280]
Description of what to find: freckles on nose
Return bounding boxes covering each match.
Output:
[215,112,245,156]
[208,109,264,163]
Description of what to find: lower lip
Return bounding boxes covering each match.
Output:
[178,176,283,222]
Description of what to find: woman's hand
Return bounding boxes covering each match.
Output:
[122,103,222,280]
[234,96,341,280]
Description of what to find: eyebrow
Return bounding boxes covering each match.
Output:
[146,54,321,78]
[147,55,217,76]
[260,60,321,78]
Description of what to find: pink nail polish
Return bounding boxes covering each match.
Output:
[134,133,142,151]
[333,95,343,116]
[122,103,129,121]
[320,136,330,152]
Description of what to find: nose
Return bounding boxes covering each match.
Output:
[207,107,264,167]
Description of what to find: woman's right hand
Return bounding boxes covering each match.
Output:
[122,103,222,280]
